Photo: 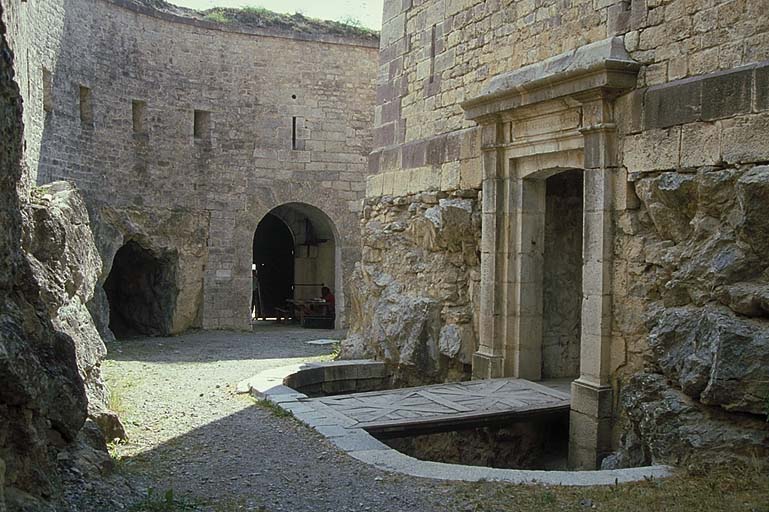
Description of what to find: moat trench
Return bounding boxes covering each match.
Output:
[289,371,574,471]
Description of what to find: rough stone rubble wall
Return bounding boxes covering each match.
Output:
[3,0,378,332]
[0,4,112,509]
[348,0,769,465]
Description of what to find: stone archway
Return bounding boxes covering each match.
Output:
[103,240,177,338]
[252,203,341,327]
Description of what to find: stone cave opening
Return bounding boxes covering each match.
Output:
[252,203,339,327]
[542,170,584,380]
[103,241,177,339]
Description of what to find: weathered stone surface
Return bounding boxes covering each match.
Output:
[615,373,769,467]
[717,282,769,317]
[735,166,769,258]
[342,192,480,384]
[0,15,114,508]
[701,67,753,121]
[647,305,769,415]
[24,183,107,414]
[644,79,701,129]
[611,164,769,465]
[87,204,209,338]
[635,172,697,243]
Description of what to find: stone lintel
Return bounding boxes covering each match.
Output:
[462,37,640,122]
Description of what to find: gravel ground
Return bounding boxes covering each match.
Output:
[73,324,476,512]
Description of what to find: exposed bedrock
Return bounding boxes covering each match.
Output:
[647,305,769,415]
[0,15,116,508]
[612,166,769,467]
[342,191,481,385]
[606,373,769,468]
[24,182,125,440]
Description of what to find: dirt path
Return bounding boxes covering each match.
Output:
[97,325,467,512]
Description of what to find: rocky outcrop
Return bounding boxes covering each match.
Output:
[342,191,480,385]
[611,166,769,467]
[647,305,769,415]
[87,204,209,340]
[0,11,115,509]
[607,373,769,468]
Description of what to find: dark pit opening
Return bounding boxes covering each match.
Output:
[103,241,177,338]
[375,412,569,470]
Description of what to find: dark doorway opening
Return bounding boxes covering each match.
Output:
[542,170,584,379]
[253,214,294,319]
[103,241,176,338]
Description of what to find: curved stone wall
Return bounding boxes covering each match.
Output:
[2,0,378,331]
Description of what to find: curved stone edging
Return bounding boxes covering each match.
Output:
[236,361,674,486]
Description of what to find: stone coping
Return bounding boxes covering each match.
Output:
[462,36,640,121]
[237,360,673,486]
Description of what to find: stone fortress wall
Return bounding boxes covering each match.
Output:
[346,0,769,469]
[2,0,379,334]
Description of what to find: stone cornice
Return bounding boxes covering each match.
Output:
[461,37,640,121]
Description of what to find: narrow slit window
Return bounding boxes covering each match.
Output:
[42,67,53,113]
[132,100,146,134]
[292,116,298,150]
[429,24,437,84]
[79,85,93,125]
[194,109,210,139]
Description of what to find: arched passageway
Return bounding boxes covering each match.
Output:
[103,241,177,338]
[252,203,338,327]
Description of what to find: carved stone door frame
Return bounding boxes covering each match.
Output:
[461,37,639,469]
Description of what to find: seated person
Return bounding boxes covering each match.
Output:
[321,286,335,308]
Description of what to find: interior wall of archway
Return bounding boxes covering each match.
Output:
[269,203,338,303]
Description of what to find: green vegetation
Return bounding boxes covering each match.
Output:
[203,10,232,24]
[104,361,135,416]
[337,16,363,28]
[128,488,202,512]
[254,398,293,418]
[453,462,769,512]
[198,5,378,38]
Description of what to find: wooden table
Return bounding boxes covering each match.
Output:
[286,299,333,326]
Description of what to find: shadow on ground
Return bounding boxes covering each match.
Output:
[107,324,346,364]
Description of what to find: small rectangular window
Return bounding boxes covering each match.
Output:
[291,116,305,150]
[132,100,146,134]
[79,85,93,126]
[429,24,437,84]
[42,67,53,113]
[194,109,210,139]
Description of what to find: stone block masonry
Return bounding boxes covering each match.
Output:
[2,0,379,331]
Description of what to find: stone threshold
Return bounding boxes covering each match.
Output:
[236,360,673,486]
